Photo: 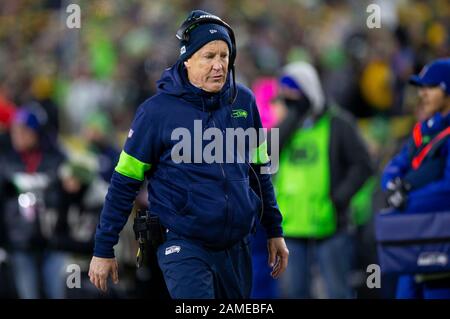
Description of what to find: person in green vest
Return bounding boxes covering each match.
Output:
[275,61,373,298]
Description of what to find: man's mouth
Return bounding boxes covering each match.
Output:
[211,75,223,81]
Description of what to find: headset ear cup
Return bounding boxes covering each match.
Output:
[176,17,194,41]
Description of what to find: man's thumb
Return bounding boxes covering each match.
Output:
[268,245,276,267]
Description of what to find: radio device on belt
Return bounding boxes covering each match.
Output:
[133,209,165,268]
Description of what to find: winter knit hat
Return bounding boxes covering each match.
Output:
[178,10,233,62]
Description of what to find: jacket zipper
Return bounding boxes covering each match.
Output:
[209,110,231,245]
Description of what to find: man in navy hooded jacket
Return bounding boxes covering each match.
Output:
[88,10,289,298]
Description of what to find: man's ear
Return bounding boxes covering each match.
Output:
[184,60,190,69]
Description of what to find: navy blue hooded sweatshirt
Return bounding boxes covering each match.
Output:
[94,60,283,258]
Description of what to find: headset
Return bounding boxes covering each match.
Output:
[176,13,238,104]
[176,13,236,66]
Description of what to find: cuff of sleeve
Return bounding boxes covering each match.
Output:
[264,225,283,239]
[93,240,115,258]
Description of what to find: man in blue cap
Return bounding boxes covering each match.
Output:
[89,10,288,298]
[381,58,450,299]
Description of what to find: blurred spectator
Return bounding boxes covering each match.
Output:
[0,84,16,159]
[48,158,110,298]
[0,108,65,298]
[275,61,373,298]
[28,75,60,143]
[63,62,115,134]
[0,86,16,131]
[252,77,279,128]
[82,112,120,183]
[381,58,450,299]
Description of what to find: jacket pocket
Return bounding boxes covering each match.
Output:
[171,185,189,215]
[181,181,228,244]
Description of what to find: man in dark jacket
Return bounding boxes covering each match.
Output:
[46,159,111,299]
[0,108,65,298]
[275,61,373,298]
[89,10,289,299]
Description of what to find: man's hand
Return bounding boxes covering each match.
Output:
[267,237,289,279]
[88,256,119,292]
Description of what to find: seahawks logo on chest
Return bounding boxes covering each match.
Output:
[231,108,248,119]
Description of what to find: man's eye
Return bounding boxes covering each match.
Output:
[221,54,228,59]
[205,54,214,59]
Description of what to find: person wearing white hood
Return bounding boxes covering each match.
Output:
[274,61,373,298]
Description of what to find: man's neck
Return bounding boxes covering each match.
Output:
[185,70,203,90]
[188,79,202,90]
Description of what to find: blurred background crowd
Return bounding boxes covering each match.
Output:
[0,0,448,299]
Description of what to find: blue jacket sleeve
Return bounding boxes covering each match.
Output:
[381,139,412,190]
[93,172,142,258]
[409,138,450,196]
[94,103,163,258]
[249,95,283,239]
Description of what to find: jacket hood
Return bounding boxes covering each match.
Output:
[281,61,325,114]
[157,59,232,112]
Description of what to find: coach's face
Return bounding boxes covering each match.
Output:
[184,40,229,93]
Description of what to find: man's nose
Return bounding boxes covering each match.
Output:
[212,59,224,71]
